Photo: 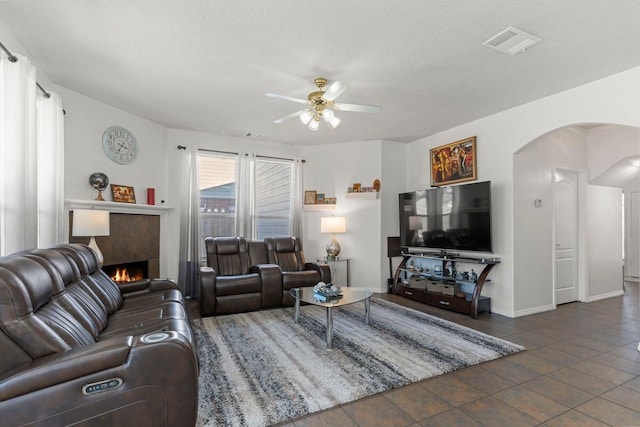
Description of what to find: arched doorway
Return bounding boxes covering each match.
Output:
[513,123,639,315]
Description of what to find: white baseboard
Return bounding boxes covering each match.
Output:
[585,290,625,302]
[514,304,556,318]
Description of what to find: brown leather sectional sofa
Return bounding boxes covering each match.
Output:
[0,243,197,426]
[200,236,331,316]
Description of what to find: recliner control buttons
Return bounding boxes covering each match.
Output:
[82,377,123,395]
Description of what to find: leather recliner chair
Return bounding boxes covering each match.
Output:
[264,236,331,306]
[200,237,281,316]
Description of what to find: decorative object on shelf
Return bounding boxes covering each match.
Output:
[102,126,137,165]
[89,172,109,201]
[321,215,346,260]
[72,209,110,265]
[324,197,336,204]
[266,77,381,131]
[373,179,381,192]
[430,136,477,187]
[304,190,317,204]
[352,183,361,192]
[316,193,324,204]
[147,188,155,205]
[111,184,136,203]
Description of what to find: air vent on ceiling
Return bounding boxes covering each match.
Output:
[482,26,542,56]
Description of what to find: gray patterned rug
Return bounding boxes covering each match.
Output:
[193,297,524,426]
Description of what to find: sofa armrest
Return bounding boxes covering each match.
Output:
[250,263,282,308]
[0,332,198,427]
[304,262,332,283]
[199,266,217,316]
[0,336,133,401]
[118,278,179,294]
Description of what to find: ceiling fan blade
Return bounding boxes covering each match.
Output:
[334,103,382,114]
[265,93,309,105]
[274,110,306,124]
[322,81,348,101]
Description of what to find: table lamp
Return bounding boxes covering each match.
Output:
[72,209,110,265]
[321,216,346,260]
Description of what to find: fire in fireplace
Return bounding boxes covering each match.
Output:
[103,261,148,284]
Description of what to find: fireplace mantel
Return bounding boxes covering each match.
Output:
[65,199,173,215]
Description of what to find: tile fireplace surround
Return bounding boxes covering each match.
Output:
[67,200,172,279]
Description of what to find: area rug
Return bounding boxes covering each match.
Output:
[193,297,524,426]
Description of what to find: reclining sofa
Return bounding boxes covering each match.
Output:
[200,236,331,316]
[0,243,197,426]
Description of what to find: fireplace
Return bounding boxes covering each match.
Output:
[102,261,148,284]
[69,212,160,279]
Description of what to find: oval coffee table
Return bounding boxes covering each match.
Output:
[290,287,374,349]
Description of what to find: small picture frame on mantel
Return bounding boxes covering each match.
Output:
[111,184,136,203]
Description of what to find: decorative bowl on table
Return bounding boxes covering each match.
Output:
[313,281,342,297]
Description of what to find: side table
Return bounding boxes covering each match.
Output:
[317,257,350,286]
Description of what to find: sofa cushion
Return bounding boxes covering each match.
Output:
[215,274,262,296]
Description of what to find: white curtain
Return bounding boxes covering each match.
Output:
[0,52,62,255]
[177,145,201,297]
[236,152,254,238]
[36,93,65,247]
[290,158,304,238]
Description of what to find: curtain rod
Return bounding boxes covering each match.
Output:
[196,148,238,155]
[256,154,305,163]
[186,147,305,163]
[1,41,51,98]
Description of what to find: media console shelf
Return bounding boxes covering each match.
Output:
[393,251,499,319]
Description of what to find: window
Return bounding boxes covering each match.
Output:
[197,152,295,256]
[198,153,237,245]
[254,158,292,240]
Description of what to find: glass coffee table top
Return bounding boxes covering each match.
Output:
[291,286,373,307]
[290,287,374,349]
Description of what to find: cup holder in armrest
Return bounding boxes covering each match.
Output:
[141,332,170,344]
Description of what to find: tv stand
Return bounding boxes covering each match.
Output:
[393,252,499,319]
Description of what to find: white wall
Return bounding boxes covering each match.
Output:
[587,125,639,181]
[58,87,169,204]
[380,141,408,288]
[587,185,624,299]
[301,140,386,291]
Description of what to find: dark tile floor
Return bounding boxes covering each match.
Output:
[269,282,640,427]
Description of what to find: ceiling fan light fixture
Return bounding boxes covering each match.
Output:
[328,116,341,129]
[322,109,335,121]
[308,118,320,131]
[299,110,313,125]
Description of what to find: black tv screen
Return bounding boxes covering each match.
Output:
[398,181,492,253]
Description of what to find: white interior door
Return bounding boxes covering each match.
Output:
[627,191,640,278]
[555,171,579,304]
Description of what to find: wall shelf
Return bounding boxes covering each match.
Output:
[303,204,336,211]
[345,192,379,200]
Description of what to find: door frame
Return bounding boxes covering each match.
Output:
[552,168,588,305]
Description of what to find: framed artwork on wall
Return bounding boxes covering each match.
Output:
[111,184,136,203]
[430,136,477,186]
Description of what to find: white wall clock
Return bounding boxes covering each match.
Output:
[102,126,137,165]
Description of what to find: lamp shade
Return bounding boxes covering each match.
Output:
[321,216,346,234]
[408,215,426,230]
[72,209,110,236]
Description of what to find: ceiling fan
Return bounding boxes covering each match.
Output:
[265,77,382,131]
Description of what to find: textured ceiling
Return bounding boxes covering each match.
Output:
[2,0,640,146]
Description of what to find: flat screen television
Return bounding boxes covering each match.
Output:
[398,181,492,254]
